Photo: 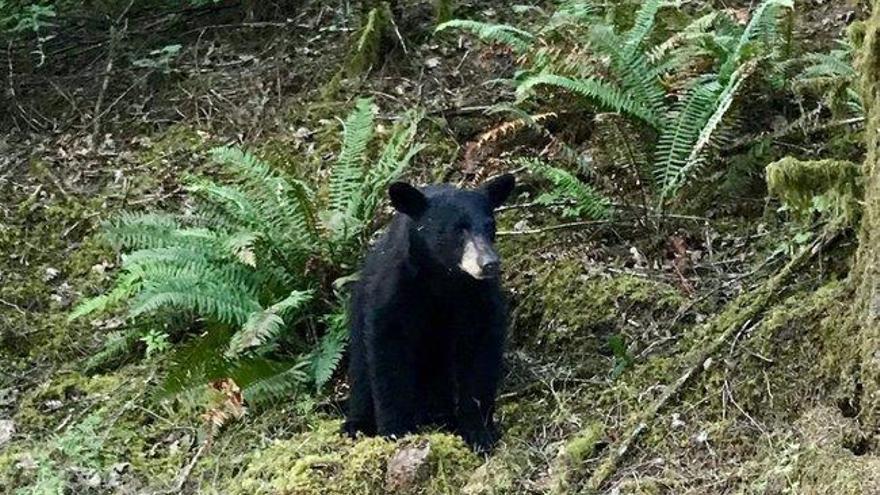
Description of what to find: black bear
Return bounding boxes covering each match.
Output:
[343,174,515,452]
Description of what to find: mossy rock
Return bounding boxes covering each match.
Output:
[229,420,479,495]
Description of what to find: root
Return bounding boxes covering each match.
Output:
[586,230,839,491]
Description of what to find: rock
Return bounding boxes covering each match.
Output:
[385,440,432,492]
[0,419,15,446]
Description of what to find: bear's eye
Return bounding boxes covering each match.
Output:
[454,220,469,232]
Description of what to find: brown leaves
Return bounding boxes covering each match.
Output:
[201,378,246,433]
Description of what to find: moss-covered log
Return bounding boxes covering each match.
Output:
[854,0,880,432]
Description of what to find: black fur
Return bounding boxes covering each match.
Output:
[343,175,515,452]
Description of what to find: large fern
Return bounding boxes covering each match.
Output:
[73,98,423,401]
[440,0,793,207]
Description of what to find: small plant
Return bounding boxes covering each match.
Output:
[141,329,171,358]
[11,413,107,495]
[71,98,424,403]
[1,2,56,65]
[131,44,182,74]
[607,334,633,379]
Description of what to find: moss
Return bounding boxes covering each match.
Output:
[742,407,880,494]
[229,420,478,495]
[766,157,861,225]
[461,451,520,495]
[727,281,857,421]
[550,421,605,494]
[508,258,684,365]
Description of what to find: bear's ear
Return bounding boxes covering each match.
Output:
[389,182,428,218]
[481,173,516,208]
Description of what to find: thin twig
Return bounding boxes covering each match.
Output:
[0,298,26,316]
[91,23,123,145]
[497,219,614,236]
[152,439,209,495]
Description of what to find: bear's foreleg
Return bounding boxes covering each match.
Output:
[456,326,504,453]
[367,324,418,438]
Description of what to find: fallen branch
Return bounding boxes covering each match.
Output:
[586,230,839,491]
[152,439,209,495]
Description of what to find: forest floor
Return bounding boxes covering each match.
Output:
[1,0,876,494]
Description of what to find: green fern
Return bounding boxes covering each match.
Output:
[522,158,612,220]
[517,73,664,127]
[83,328,144,374]
[435,19,535,53]
[653,80,722,197]
[310,304,349,389]
[587,24,668,122]
[794,40,863,117]
[241,359,310,405]
[623,0,662,58]
[226,290,314,358]
[327,97,377,237]
[720,0,793,79]
[73,97,423,398]
[656,63,756,200]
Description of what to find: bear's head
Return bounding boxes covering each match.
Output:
[388,174,515,280]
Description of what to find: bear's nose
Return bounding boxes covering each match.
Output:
[481,260,500,278]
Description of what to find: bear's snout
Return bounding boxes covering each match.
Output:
[459,232,501,280]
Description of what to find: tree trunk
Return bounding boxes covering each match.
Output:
[854,0,880,431]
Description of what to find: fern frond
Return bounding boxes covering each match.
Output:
[544,1,599,33]
[102,212,185,250]
[208,147,318,249]
[358,109,425,230]
[648,12,718,64]
[310,327,348,390]
[242,359,310,405]
[653,80,722,195]
[721,0,793,78]
[588,24,668,121]
[522,158,612,219]
[226,290,314,358]
[435,19,535,53]
[661,62,755,199]
[329,98,376,221]
[68,271,142,321]
[517,73,663,127]
[129,272,261,326]
[83,328,143,374]
[122,245,261,298]
[624,0,662,57]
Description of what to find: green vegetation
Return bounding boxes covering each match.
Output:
[2,0,876,493]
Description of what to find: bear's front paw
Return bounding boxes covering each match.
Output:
[342,419,375,438]
[460,426,500,454]
[378,422,416,440]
